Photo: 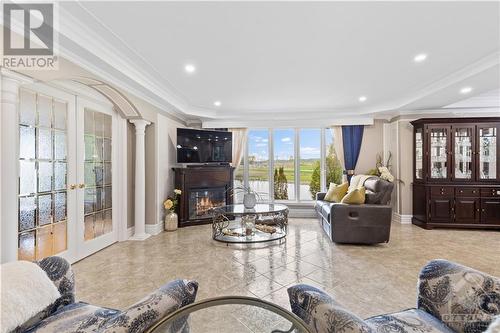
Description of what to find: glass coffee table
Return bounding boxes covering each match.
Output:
[211,204,289,244]
[146,296,311,333]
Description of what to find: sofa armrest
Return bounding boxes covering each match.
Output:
[417,260,500,332]
[37,256,75,311]
[102,279,198,333]
[315,192,326,201]
[287,284,372,333]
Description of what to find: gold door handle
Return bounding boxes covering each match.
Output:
[69,184,77,190]
[79,184,85,189]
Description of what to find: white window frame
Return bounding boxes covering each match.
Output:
[240,127,330,204]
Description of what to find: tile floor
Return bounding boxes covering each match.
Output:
[73,218,500,320]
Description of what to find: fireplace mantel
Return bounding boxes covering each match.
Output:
[173,166,234,227]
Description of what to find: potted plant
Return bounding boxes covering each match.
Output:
[164,189,181,231]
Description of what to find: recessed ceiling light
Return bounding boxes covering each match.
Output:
[413,53,428,63]
[184,64,196,73]
[213,101,221,107]
[460,86,472,94]
[358,96,367,102]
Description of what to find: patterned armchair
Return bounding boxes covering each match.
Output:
[288,260,499,333]
[18,256,198,333]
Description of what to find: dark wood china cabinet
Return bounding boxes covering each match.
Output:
[411,118,500,229]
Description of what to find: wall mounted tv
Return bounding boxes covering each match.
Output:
[176,128,232,164]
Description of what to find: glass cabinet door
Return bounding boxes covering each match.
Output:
[453,127,474,180]
[415,128,424,180]
[429,126,450,180]
[478,126,497,180]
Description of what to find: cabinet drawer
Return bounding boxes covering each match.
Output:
[481,188,500,198]
[430,187,454,197]
[455,187,479,197]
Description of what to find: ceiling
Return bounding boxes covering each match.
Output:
[45,2,500,123]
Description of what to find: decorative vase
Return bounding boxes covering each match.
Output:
[164,211,178,231]
[241,215,256,236]
[243,193,257,209]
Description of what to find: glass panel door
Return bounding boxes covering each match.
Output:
[415,128,424,180]
[83,109,113,241]
[453,127,474,180]
[429,126,450,180]
[478,126,497,180]
[18,90,68,261]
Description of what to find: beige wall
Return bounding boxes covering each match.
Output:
[355,119,386,175]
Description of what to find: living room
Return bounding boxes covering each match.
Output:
[1,2,499,333]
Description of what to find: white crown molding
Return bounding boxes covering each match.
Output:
[202,117,374,128]
[10,4,497,123]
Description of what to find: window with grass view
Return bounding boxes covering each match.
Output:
[234,127,341,203]
[248,129,270,201]
[273,129,295,201]
[300,128,321,200]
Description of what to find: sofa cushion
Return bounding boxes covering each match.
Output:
[341,187,366,204]
[26,302,120,333]
[366,308,455,333]
[315,200,333,220]
[0,261,61,333]
[324,182,348,202]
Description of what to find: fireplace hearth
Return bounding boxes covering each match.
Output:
[174,166,234,227]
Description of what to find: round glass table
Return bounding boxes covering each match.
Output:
[211,204,289,244]
[146,296,311,333]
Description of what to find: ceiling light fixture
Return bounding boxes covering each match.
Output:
[413,53,428,63]
[460,86,472,94]
[184,64,196,73]
[214,101,221,107]
[358,96,367,102]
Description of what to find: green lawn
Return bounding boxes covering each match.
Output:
[235,159,319,184]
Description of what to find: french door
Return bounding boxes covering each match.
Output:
[17,85,119,263]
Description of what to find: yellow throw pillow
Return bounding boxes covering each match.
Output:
[341,186,366,204]
[324,182,348,203]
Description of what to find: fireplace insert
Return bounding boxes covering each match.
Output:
[188,187,226,220]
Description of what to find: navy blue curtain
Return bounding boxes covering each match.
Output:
[342,125,364,183]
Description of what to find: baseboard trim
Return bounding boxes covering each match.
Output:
[289,207,316,218]
[392,213,412,224]
[127,226,134,238]
[145,221,164,236]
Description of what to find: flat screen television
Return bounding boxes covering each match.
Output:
[177,128,232,164]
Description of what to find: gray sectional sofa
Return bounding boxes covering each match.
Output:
[315,176,394,244]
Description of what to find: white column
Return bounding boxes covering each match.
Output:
[0,69,33,263]
[129,119,151,240]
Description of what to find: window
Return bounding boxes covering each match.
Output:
[234,127,340,203]
[300,129,321,200]
[248,129,270,201]
[273,129,295,200]
[325,129,343,188]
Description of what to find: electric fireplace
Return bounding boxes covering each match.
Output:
[173,166,234,227]
[189,187,226,219]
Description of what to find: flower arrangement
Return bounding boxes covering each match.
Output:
[164,189,181,213]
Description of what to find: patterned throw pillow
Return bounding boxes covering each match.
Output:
[341,186,366,204]
[324,182,348,202]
